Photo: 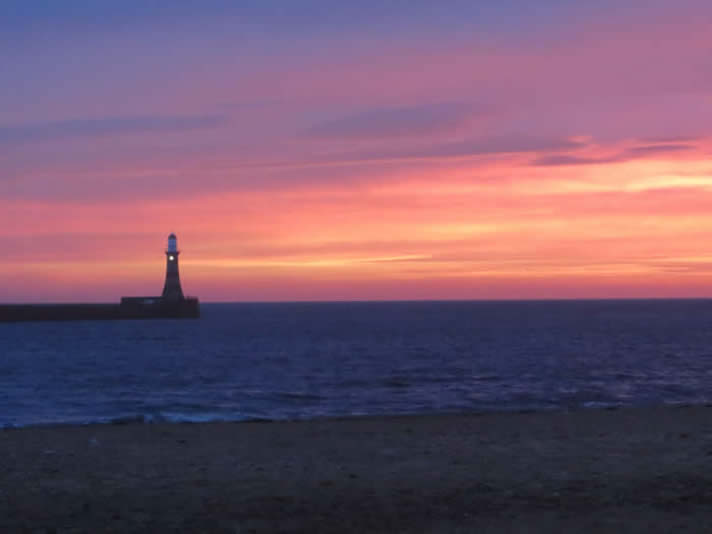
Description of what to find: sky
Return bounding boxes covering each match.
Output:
[1,0,712,302]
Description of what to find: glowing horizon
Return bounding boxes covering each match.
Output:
[2,1,712,302]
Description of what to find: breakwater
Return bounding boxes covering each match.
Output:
[0,297,199,322]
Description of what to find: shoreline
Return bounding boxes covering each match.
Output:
[3,401,710,431]
[2,404,712,532]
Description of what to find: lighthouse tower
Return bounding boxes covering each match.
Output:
[162,233,185,301]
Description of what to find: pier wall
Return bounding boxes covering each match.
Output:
[0,298,200,323]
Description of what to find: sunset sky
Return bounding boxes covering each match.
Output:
[2,1,712,302]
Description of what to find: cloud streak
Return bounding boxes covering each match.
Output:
[532,142,697,166]
[345,135,586,163]
[0,115,227,146]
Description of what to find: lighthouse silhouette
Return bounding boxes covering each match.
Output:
[162,233,185,301]
[118,233,199,318]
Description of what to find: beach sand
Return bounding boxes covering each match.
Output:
[2,405,712,533]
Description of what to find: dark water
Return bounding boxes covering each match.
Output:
[2,300,712,427]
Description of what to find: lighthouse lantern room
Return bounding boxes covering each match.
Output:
[162,233,185,301]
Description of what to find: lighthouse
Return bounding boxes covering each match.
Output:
[162,233,185,301]
[118,233,199,318]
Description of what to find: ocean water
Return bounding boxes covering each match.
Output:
[1,300,712,427]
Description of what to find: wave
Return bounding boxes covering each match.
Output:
[108,412,279,425]
[1,412,281,430]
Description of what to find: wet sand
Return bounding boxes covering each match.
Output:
[2,405,712,533]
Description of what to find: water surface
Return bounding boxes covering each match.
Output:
[2,300,711,427]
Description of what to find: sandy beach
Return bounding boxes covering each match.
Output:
[2,405,712,533]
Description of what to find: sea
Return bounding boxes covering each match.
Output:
[2,300,712,428]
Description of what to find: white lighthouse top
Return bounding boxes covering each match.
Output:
[167,233,178,253]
